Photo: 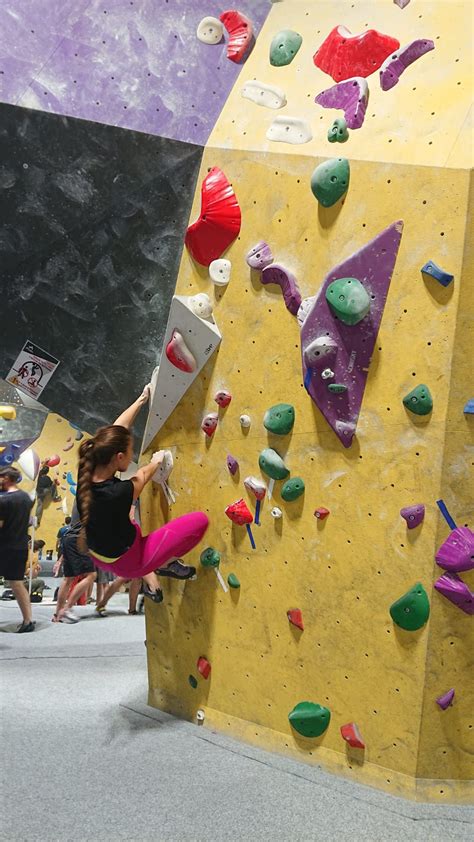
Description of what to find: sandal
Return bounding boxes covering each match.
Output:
[128,609,138,615]
[95,605,107,617]
[51,613,60,623]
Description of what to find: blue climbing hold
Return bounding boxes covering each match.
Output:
[421,261,454,287]
[463,399,474,415]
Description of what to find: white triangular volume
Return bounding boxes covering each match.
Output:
[141,296,221,451]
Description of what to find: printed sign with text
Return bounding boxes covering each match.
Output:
[6,341,60,399]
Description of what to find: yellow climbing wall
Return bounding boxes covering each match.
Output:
[142,0,473,802]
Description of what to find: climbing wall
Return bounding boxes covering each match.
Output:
[142,0,473,802]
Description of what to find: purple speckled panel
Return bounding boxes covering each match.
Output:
[300,221,404,448]
[5,0,270,145]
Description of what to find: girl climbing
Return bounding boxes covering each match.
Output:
[75,385,208,604]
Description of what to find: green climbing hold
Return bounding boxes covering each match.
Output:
[325,277,370,326]
[263,403,295,436]
[227,573,240,589]
[281,477,305,502]
[390,582,430,631]
[328,118,349,144]
[310,158,350,208]
[403,384,433,416]
[328,383,348,394]
[258,448,289,480]
[188,675,198,688]
[289,702,331,738]
[200,547,221,568]
[270,30,303,67]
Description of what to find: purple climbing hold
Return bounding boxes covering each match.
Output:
[315,77,369,130]
[394,0,411,8]
[436,689,455,710]
[227,454,239,475]
[435,527,474,573]
[380,39,435,91]
[246,241,274,270]
[301,221,403,448]
[400,504,425,529]
[434,572,474,615]
[261,264,302,316]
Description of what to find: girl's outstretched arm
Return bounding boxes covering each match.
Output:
[113,384,151,429]
[131,451,165,499]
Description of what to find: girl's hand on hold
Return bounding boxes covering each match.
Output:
[151,450,165,465]
[137,384,152,405]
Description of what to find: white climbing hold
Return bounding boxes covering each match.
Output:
[197,16,224,44]
[240,414,251,428]
[241,80,287,109]
[209,258,231,286]
[188,293,213,319]
[321,368,335,380]
[271,507,283,518]
[266,116,312,145]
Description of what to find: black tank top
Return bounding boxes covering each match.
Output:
[77,477,135,557]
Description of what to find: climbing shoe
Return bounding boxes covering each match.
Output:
[158,559,197,580]
[17,621,36,633]
[143,587,163,604]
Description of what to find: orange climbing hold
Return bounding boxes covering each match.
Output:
[313,25,400,81]
[287,608,304,631]
[197,656,211,679]
[185,167,241,267]
[340,722,365,749]
[220,10,253,63]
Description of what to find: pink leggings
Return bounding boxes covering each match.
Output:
[90,512,209,579]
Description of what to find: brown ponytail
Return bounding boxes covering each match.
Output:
[76,425,132,552]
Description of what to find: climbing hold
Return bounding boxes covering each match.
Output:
[258,448,289,481]
[74,430,83,441]
[241,80,287,109]
[390,583,430,630]
[281,477,305,502]
[315,77,369,130]
[328,117,349,143]
[271,507,283,519]
[304,337,338,370]
[261,265,302,315]
[340,723,365,749]
[421,260,454,287]
[66,471,76,486]
[246,241,273,270]
[17,448,41,481]
[313,26,399,81]
[321,368,334,380]
[394,0,411,7]
[240,414,251,428]
[287,608,304,630]
[0,443,21,467]
[200,547,221,568]
[326,277,370,325]
[289,702,331,738]
[463,399,474,414]
[189,293,213,319]
[403,384,433,416]
[266,117,313,145]
[188,674,198,688]
[214,390,232,408]
[225,499,253,526]
[436,689,455,710]
[400,504,425,529]
[201,412,218,437]
[166,330,197,373]
[197,16,223,44]
[47,454,61,468]
[0,405,16,420]
[269,30,303,67]
[435,527,474,573]
[380,40,435,91]
[310,158,350,208]
[197,656,211,679]
[185,167,241,267]
[209,258,231,286]
[434,573,474,614]
[244,475,266,525]
[328,384,347,394]
[227,573,240,589]
[226,454,239,475]
[220,10,253,63]
[314,507,330,520]
[263,403,295,436]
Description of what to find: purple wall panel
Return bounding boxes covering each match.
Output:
[0,0,270,144]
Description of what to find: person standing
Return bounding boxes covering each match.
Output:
[56,516,71,554]
[0,467,35,632]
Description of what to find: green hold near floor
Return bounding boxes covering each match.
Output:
[326,277,371,326]
[403,384,433,416]
[269,29,303,66]
[281,477,305,501]
[227,573,240,589]
[389,583,430,630]
[289,702,331,737]
[310,158,350,207]
[263,403,295,435]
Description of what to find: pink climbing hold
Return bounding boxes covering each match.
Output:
[47,454,61,467]
[435,527,474,573]
[315,77,369,130]
[400,504,425,529]
[63,443,74,452]
[220,10,253,63]
[197,656,211,679]
[394,0,411,9]
[287,608,304,631]
[313,26,400,82]
[340,722,365,749]
[314,507,330,520]
[166,330,197,373]
[436,689,455,710]
[261,264,302,316]
[226,454,239,475]
[380,39,435,91]
[246,241,273,270]
[214,390,232,408]
[434,572,474,615]
[201,412,218,437]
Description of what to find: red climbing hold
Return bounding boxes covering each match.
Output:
[47,454,61,467]
[314,507,330,520]
[220,10,253,63]
[313,25,400,81]
[225,498,253,525]
[185,167,242,267]
[166,330,197,373]
[197,656,211,679]
[287,608,304,631]
[340,722,365,749]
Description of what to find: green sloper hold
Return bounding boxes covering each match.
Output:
[263,403,295,436]
[227,573,240,589]
[326,277,370,326]
[311,158,350,208]
[403,384,433,416]
[328,118,349,144]
[270,30,303,67]
[189,675,198,688]
[259,448,289,480]
[200,547,220,568]
[281,477,305,502]
[390,583,430,631]
[289,702,331,738]
[328,383,347,394]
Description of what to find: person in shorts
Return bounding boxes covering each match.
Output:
[52,511,97,624]
[0,466,35,632]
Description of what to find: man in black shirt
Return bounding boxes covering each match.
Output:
[0,466,35,632]
[35,465,60,526]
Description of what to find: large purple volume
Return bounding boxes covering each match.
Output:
[435,526,474,573]
[434,573,474,615]
[300,221,403,448]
